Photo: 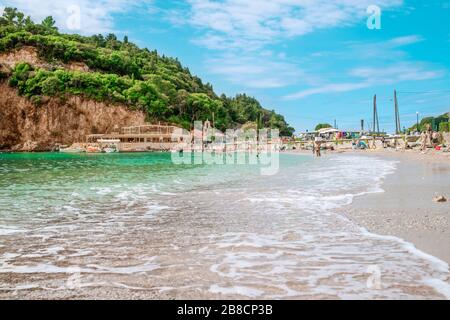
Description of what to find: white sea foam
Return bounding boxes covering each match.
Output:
[424,279,450,299]
[201,155,450,299]
[0,226,28,236]
[1,153,448,299]
[145,204,170,218]
[91,187,113,195]
[209,284,264,298]
[0,259,159,275]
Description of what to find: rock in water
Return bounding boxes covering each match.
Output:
[433,196,447,203]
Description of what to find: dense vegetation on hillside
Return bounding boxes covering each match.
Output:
[409,113,449,133]
[0,8,294,136]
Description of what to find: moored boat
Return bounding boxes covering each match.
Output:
[86,146,102,153]
[98,139,120,153]
[103,147,117,153]
[59,147,85,153]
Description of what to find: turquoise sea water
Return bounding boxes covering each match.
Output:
[0,152,449,299]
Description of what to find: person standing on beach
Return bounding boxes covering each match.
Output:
[426,125,433,146]
[420,131,427,151]
[432,131,440,148]
[314,136,322,157]
[316,141,322,157]
[371,137,377,149]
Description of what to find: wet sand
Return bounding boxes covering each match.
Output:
[338,151,450,264]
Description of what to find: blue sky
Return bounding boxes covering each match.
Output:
[2,0,449,133]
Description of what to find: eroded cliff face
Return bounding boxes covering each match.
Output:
[0,47,147,151]
[0,46,90,72]
[0,82,146,151]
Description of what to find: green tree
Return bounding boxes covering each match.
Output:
[186,93,220,122]
[41,16,57,33]
[1,7,19,25]
[411,114,449,132]
[24,16,36,31]
[315,123,332,131]
[91,34,106,47]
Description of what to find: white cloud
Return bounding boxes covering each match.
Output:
[388,35,423,46]
[284,82,369,100]
[0,0,153,34]
[206,53,304,88]
[283,62,444,100]
[179,0,405,90]
[350,62,443,82]
[341,34,424,61]
[303,34,424,62]
[184,0,403,50]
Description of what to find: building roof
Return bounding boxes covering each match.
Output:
[318,128,339,134]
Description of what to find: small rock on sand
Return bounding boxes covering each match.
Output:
[433,195,447,203]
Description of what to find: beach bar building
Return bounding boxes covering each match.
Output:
[81,121,284,153]
[86,123,191,152]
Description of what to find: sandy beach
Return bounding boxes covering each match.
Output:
[282,146,450,263]
[335,150,450,264]
[287,147,450,264]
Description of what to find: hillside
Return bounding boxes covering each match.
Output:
[408,112,449,132]
[0,8,294,150]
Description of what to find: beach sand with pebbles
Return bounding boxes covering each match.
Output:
[323,149,450,264]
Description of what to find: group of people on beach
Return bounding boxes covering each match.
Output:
[309,126,447,158]
[313,136,337,157]
[420,127,442,152]
[351,139,370,150]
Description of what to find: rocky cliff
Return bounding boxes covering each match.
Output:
[0,47,147,151]
[0,82,146,151]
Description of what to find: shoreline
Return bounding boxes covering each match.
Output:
[3,149,449,266]
[333,151,450,265]
[284,148,450,264]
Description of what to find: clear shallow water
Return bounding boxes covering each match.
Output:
[0,152,449,299]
